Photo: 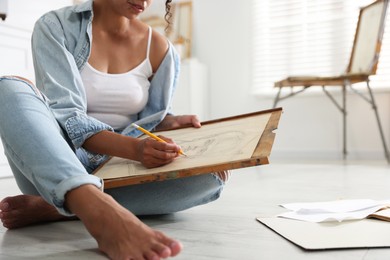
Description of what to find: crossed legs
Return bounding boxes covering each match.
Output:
[0,172,227,229]
[0,77,227,259]
[0,77,185,259]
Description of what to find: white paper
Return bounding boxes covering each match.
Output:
[278,199,390,223]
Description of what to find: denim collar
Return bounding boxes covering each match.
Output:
[73,0,94,13]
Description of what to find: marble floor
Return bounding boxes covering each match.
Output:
[1,160,390,260]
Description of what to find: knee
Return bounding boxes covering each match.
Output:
[3,76,34,85]
[173,174,225,212]
[182,173,225,204]
[0,76,30,89]
[0,76,35,87]
[0,76,38,98]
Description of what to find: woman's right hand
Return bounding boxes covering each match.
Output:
[83,130,182,168]
[136,136,181,168]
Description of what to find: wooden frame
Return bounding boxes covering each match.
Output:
[94,108,283,189]
[347,0,387,75]
[170,1,193,59]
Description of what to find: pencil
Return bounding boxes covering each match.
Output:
[131,123,187,156]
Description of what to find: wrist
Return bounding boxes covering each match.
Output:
[121,136,142,161]
[156,115,173,131]
[83,131,140,161]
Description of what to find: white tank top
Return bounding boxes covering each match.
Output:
[81,27,153,130]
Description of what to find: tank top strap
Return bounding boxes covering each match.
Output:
[146,26,152,59]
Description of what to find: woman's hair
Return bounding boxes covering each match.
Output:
[164,0,173,31]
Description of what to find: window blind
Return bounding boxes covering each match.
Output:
[252,0,390,92]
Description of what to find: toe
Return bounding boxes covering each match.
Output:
[0,199,10,211]
[169,241,183,256]
[144,250,160,260]
[153,231,182,257]
[151,242,171,259]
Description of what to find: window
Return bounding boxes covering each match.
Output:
[252,0,390,93]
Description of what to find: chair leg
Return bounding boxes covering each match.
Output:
[273,87,282,108]
[366,81,390,163]
[342,84,347,159]
[322,85,348,159]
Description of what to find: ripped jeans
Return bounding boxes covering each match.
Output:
[0,76,224,216]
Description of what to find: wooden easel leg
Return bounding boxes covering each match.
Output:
[366,81,390,163]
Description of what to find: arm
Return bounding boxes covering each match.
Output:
[83,131,181,168]
[84,114,200,167]
[148,29,202,131]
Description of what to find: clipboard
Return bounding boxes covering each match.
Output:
[93,107,282,189]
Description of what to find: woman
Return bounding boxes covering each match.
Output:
[0,0,228,259]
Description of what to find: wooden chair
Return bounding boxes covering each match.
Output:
[273,0,389,162]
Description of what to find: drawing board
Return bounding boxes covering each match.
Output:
[257,217,390,250]
[94,108,282,189]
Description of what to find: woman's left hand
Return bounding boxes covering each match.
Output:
[156,115,201,131]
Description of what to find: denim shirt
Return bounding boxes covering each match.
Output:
[31,0,180,151]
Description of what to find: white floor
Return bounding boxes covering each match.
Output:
[1,160,390,260]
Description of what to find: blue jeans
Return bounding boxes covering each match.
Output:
[0,77,224,216]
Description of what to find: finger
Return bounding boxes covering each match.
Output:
[152,148,179,160]
[143,137,177,152]
[144,154,176,168]
[157,135,174,144]
[152,138,180,153]
[191,115,201,128]
[145,141,178,158]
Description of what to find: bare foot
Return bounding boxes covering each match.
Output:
[0,195,72,229]
[66,185,183,259]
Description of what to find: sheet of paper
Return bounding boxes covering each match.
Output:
[278,199,390,223]
[95,113,271,179]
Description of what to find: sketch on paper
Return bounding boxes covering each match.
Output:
[94,113,271,180]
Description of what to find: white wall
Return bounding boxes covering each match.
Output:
[0,0,72,80]
[192,0,390,161]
